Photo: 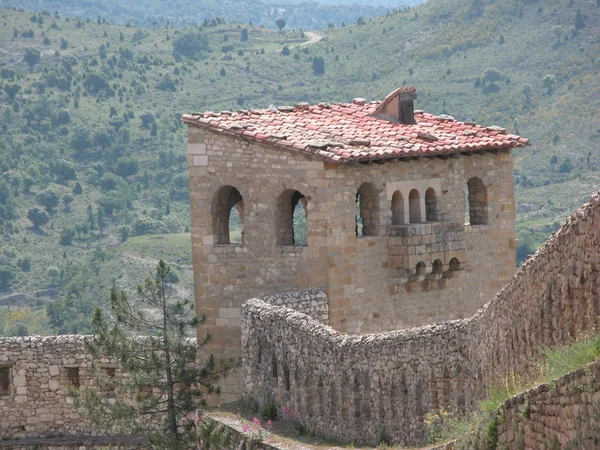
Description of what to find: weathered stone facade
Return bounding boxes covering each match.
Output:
[0,336,98,439]
[186,99,519,399]
[241,192,600,445]
[0,335,191,442]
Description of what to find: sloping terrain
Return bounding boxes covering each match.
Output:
[0,0,598,334]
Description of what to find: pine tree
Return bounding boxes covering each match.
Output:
[574,10,585,29]
[73,260,225,449]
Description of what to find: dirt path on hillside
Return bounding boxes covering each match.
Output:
[276,31,323,53]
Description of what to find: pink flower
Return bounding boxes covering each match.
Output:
[253,417,261,426]
[242,425,249,433]
[267,420,272,426]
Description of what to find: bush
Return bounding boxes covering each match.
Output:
[37,188,60,210]
[114,157,139,178]
[132,217,168,236]
[172,32,209,59]
[0,265,16,290]
[312,56,325,75]
[46,266,61,285]
[259,401,277,421]
[17,257,31,272]
[59,227,75,245]
[27,207,50,228]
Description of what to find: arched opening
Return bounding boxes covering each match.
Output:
[409,189,421,224]
[356,183,379,237]
[425,188,437,222]
[391,190,405,225]
[213,185,244,244]
[449,258,460,272]
[467,177,488,225]
[416,261,427,276]
[277,189,307,246]
[432,259,443,274]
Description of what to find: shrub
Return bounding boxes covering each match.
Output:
[259,401,277,421]
[27,207,50,228]
[0,265,16,290]
[37,188,60,210]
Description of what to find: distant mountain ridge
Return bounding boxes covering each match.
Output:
[0,0,423,30]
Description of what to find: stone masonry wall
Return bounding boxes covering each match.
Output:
[260,289,328,324]
[0,336,100,439]
[472,359,600,449]
[0,335,194,441]
[242,192,600,446]
[187,123,517,400]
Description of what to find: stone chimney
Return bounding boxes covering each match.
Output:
[371,87,417,124]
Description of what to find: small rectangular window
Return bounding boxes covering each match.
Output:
[0,367,11,396]
[67,367,80,388]
[101,367,116,396]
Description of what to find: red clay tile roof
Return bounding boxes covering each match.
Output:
[182,98,529,164]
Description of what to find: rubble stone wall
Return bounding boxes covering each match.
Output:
[259,289,328,324]
[473,360,600,449]
[0,336,98,439]
[242,192,600,445]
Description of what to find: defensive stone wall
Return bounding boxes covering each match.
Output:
[489,359,600,449]
[259,289,328,324]
[242,192,600,445]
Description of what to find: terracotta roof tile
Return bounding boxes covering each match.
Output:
[182,95,530,164]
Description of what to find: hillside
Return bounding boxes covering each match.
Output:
[0,0,412,30]
[0,0,599,335]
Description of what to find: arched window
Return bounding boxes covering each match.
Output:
[416,261,427,276]
[425,188,437,222]
[277,190,307,246]
[466,177,488,225]
[356,183,379,236]
[391,190,405,225]
[213,186,244,244]
[409,189,421,224]
[449,258,460,272]
[432,259,443,274]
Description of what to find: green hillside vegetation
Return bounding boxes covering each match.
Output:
[0,0,599,335]
[0,0,402,30]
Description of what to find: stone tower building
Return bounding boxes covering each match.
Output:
[183,87,529,399]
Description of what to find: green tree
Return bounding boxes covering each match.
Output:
[73,260,224,449]
[574,10,585,29]
[59,227,75,245]
[62,194,74,210]
[24,47,41,71]
[37,188,60,211]
[72,182,83,195]
[312,56,325,75]
[115,157,139,178]
[172,32,209,59]
[0,265,16,290]
[3,83,21,100]
[240,28,249,42]
[482,67,502,85]
[542,74,556,95]
[27,207,50,228]
[275,18,286,33]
